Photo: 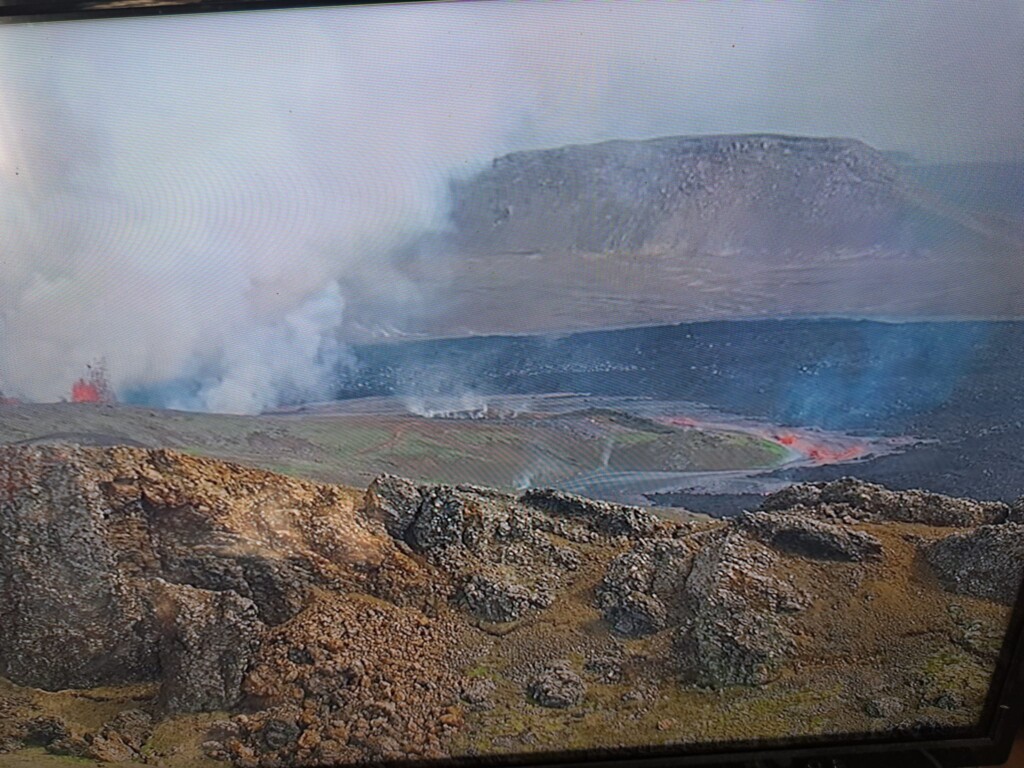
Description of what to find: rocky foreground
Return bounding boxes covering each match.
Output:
[1,445,1022,766]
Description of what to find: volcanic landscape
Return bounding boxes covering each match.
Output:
[1,134,1023,766]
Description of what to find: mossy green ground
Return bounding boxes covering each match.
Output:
[0,403,786,494]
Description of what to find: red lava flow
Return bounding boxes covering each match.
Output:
[664,415,870,466]
[769,431,866,464]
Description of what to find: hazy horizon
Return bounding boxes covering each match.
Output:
[1,0,1022,410]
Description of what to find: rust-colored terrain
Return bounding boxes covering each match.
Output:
[0,445,1021,767]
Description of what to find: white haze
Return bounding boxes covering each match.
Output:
[0,0,1020,411]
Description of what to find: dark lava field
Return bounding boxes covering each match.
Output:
[316,318,1024,511]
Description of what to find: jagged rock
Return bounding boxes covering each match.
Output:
[923,524,1024,605]
[0,447,159,689]
[362,477,581,623]
[760,483,823,511]
[676,598,792,688]
[763,479,1008,527]
[863,697,905,718]
[674,531,796,687]
[1008,497,1024,524]
[22,716,70,747]
[460,678,497,711]
[157,550,312,627]
[0,445,429,700]
[604,591,668,637]
[459,572,550,622]
[3,445,1016,763]
[819,478,1006,527]
[527,663,586,708]
[365,474,423,540]
[408,488,466,553]
[597,538,696,635]
[151,580,264,713]
[737,511,882,562]
[519,488,658,537]
[584,649,624,683]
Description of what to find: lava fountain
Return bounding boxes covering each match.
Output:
[71,359,116,404]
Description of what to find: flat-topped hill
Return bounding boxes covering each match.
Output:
[379,134,1023,339]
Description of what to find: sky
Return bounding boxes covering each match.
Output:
[0,0,1022,410]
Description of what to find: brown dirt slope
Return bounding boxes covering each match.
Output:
[0,446,1020,766]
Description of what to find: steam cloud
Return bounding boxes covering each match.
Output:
[0,1,1020,412]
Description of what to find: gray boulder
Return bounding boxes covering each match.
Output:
[737,511,883,562]
[0,447,158,689]
[923,524,1024,605]
[408,488,466,553]
[519,488,658,538]
[597,538,696,636]
[156,548,311,627]
[673,531,796,687]
[823,478,1006,527]
[604,591,669,637]
[527,662,586,708]
[151,580,264,713]
[863,696,905,719]
[459,572,551,622]
[364,474,423,540]
[763,479,1007,527]
[760,483,823,511]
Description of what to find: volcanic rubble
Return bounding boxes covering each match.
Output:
[0,445,1021,765]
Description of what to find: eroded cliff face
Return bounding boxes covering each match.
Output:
[449,135,912,257]
[0,445,1020,766]
[378,135,1024,340]
[0,447,443,705]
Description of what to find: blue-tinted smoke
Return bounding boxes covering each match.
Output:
[776,322,991,429]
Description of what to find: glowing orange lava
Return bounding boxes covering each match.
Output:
[71,379,103,403]
[771,432,866,464]
[663,414,869,467]
[70,359,116,404]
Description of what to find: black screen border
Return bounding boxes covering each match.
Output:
[1,0,1022,765]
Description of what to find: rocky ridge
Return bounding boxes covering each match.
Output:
[0,446,1021,765]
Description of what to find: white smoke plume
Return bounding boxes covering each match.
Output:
[403,392,491,420]
[0,1,1019,412]
[192,281,348,414]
